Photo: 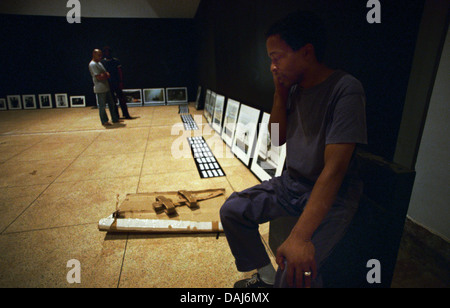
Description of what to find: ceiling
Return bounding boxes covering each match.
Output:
[0,0,202,18]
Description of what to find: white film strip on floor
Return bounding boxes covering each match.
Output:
[180,114,199,130]
[187,136,225,178]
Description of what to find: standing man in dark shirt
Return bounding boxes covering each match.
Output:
[101,46,135,119]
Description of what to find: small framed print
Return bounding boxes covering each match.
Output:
[212,94,225,134]
[143,88,165,106]
[207,91,216,125]
[0,98,7,110]
[250,112,286,181]
[22,94,37,109]
[123,89,142,107]
[221,98,240,147]
[166,87,188,105]
[55,93,69,108]
[231,104,260,166]
[203,89,211,122]
[38,94,53,109]
[7,95,22,110]
[70,96,86,108]
[195,85,202,110]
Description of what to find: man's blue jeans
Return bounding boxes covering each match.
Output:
[219,171,361,287]
[96,91,119,124]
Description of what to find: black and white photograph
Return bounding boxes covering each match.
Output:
[0,98,6,111]
[250,112,286,181]
[55,93,68,108]
[203,89,212,123]
[195,86,201,110]
[143,88,165,106]
[221,98,240,147]
[123,89,142,107]
[206,91,216,125]
[7,95,22,110]
[22,95,37,109]
[212,94,225,134]
[231,104,260,166]
[166,87,188,105]
[70,96,86,108]
[38,94,52,109]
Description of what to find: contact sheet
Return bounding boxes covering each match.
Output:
[180,114,199,130]
[187,136,225,178]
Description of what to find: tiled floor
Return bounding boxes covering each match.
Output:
[0,104,447,288]
[0,105,267,288]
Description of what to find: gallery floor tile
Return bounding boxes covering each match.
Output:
[0,105,266,288]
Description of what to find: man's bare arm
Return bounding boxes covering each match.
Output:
[276,142,356,287]
[95,72,110,81]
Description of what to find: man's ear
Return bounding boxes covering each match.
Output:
[303,43,315,58]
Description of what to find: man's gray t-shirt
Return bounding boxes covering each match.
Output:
[286,70,367,186]
[88,60,110,93]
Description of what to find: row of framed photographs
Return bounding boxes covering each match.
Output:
[0,94,85,110]
[202,88,286,182]
[0,87,189,110]
[125,87,188,107]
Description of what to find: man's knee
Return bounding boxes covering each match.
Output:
[219,192,241,221]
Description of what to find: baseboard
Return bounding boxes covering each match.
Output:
[403,216,450,262]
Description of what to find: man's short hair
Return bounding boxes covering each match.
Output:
[265,10,327,62]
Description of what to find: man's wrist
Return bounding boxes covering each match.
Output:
[289,225,313,243]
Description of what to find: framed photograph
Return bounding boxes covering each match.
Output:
[231,104,261,166]
[143,88,165,106]
[212,94,225,134]
[22,95,37,109]
[55,93,69,108]
[123,89,142,107]
[166,87,188,105]
[38,94,53,109]
[250,113,287,181]
[0,98,6,110]
[195,86,202,110]
[221,98,240,147]
[207,91,216,125]
[70,96,86,108]
[203,89,211,122]
[7,95,22,110]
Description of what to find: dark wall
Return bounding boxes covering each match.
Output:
[195,0,425,161]
[0,14,198,106]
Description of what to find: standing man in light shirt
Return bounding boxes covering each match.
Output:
[88,49,121,126]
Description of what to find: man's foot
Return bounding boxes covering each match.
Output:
[102,122,112,126]
[124,116,137,119]
[233,273,273,288]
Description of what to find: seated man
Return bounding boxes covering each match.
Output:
[220,10,367,288]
